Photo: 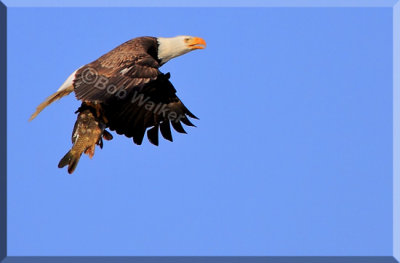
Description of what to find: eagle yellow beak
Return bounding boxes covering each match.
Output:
[187,37,206,50]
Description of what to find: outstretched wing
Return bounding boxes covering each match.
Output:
[100,73,198,146]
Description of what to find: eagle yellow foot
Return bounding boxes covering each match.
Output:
[84,101,108,123]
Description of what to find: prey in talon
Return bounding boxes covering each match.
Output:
[58,105,113,174]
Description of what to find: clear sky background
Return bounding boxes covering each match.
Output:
[7,6,393,256]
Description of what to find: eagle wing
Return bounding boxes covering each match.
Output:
[74,52,160,101]
[73,53,197,146]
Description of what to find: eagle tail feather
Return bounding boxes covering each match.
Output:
[29,87,74,121]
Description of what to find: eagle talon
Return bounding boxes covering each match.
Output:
[97,137,104,149]
[103,130,113,141]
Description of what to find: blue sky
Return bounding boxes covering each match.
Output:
[7,6,394,256]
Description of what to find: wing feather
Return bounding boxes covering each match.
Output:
[160,120,173,142]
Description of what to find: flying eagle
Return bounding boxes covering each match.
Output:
[30,35,206,174]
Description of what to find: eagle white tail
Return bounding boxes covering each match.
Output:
[29,87,74,121]
[29,68,79,121]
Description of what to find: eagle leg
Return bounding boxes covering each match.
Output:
[84,101,109,124]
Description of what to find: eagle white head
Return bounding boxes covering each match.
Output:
[157,35,206,65]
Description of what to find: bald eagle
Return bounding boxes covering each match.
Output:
[30,35,206,173]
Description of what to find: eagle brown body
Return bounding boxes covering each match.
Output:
[30,35,206,173]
